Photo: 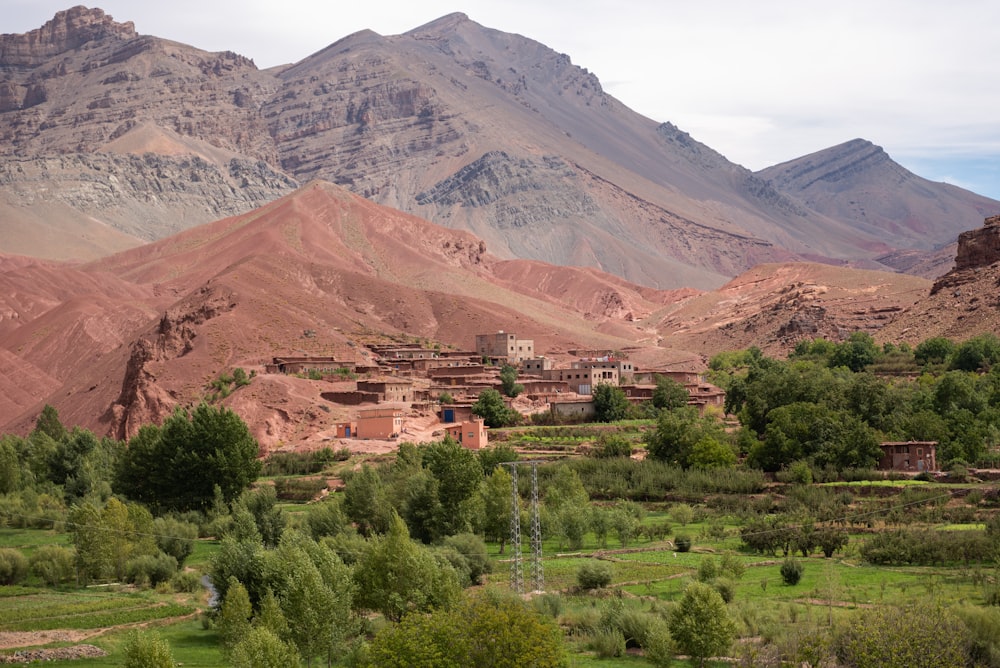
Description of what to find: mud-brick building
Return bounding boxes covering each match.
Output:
[357,408,404,439]
[879,441,939,473]
[356,379,414,403]
[444,419,488,450]
[475,331,534,363]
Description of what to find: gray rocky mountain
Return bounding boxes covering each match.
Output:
[2,8,998,286]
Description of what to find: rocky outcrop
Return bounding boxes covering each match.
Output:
[105,285,237,438]
[0,7,135,67]
[953,215,1000,271]
[931,216,1000,294]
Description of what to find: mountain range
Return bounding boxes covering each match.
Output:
[3,7,997,286]
[2,7,1000,445]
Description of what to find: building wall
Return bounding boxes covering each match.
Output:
[878,442,938,472]
[475,332,533,362]
[445,419,488,450]
[357,413,403,439]
[551,401,596,419]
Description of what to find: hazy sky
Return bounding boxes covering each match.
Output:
[7,0,1000,199]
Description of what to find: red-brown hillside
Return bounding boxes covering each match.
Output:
[0,181,684,446]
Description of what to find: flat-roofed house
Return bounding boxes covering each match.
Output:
[475,331,534,363]
[357,408,404,439]
[444,419,488,450]
[879,441,939,473]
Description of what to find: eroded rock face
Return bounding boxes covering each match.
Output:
[954,216,1000,271]
[0,7,136,67]
[106,285,238,438]
[932,216,1000,294]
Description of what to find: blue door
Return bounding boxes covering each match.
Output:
[443,408,455,423]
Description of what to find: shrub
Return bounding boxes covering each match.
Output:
[153,516,197,566]
[674,534,692,552]
[590,627,626,658]
[714,577,737,603]
[29,545,75,586]
[671,503,694,526]
[171,570,202,593]
[780,558,803,586]
[593,434,633,458]
[443,533,492,585]
[122,630,174,668]
[697,556,719,582]
[125,552,178,587]
[577,561,613,590]
[0,548,29,585]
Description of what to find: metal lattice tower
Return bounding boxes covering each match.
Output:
[529,462,544,592]
[506,463,523,593]
[503,461,544,594]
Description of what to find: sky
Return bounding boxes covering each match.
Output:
[7,0,1000,200]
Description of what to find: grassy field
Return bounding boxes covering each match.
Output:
[3,457,999,667]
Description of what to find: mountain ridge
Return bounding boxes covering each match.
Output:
[3,7,997,286]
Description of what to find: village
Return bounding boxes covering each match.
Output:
[262,330,939,473]
[263,330,725,450]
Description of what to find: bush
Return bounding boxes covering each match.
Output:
[590,627,626,658]
[674,534,692,552]
[0,548,29,585]
[577,561,613,590]
[29,545,75,586]
[780,557,803,586]
[714,577,737,603]
[125,552,178,587]
[171,570,203,593]
[443,533,492,585]
[153,516,198,566]
[592,434,633,458]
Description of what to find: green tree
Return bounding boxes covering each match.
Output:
[353,513,461,621]
[422,438,483,536]
[472,388,518,428]
[914,336,956,366]
[217,577,253,656]
[652,375,689,411]
[0,437,21,494]
[153,516,198,566]
[343,465,392,536]
[365,590,567,668]
[830,331,879,372]
[950,333,1000,372]
[480,467,514,553]
[592,383,630,422]
[499,364,524,398]
[33,404,67,443]
[273,533,356,667]
[121,630,175,668]
[68,501,110,584]
[669,582,737,667]
[306,497,348,540]
[230,627,301,668]
[234,486,285,548]
[645,406,727,469]
[115,404,261,512]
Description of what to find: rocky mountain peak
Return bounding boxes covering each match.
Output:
[406,12,474,38]
[0,6,136,67]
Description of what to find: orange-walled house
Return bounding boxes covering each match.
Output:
[445,419,488,450]
[357,407,404,439]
